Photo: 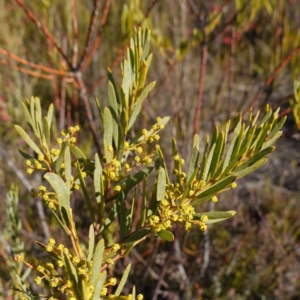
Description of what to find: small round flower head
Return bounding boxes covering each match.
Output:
[48,202,56,210]
[70,137,76,143]
[144,157,152,164]
[134,156,141,163]
[50,277,59,287]
[174,154,180,161]
[212,195,218,202]
[109,277,117,285]
[46,262,54,270]
[185,222,192,231]
[112,243,120,251]
[199,222,207,231]
[74,184,80,190]
[39,185,47,193]
[48,238,56,245]
[100,287,108,296]
[57,260,64,267]
[27,168,34,175]
[57,244,64,251]
[35,276,42,285]
[231,182,237,188]
[56,138,62,145]
[142,129,148,136]
[37,265,45,273]
[136,147,143,154]
[156,117,162,123]
[137,295,144,300]
[200,215,208,223]
[26,160,32,166]
[114,185,122,192]
[72,256,80,264]
[38,154,44,161]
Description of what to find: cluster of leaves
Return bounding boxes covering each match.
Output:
[10,28,286,299]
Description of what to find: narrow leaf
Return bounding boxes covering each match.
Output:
[92,272,107,300]
[192,175,236,206]
[128,81,156,129]
[15,125,43,155]
[44,173,70,222]
[193,210,236,224]
[77,165,95,222]
[87,225,95,263]
[233,158,268,178]
[187,147,199,182]
[115,264,131,296]
[157,168,166,201]
[64,146,71,192]
[157,229,174,242]
[123,228,151,244]
[90,239,105,287]
[108,81,119,146]
[103,107,113,162]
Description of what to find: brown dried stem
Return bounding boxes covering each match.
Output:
[0,58,54,80]
[0,47,72,77]
[13,0,73,69]
[80,0,111,71]
[244,44,300,114]
[87,49,124,93]
[74,72,102,155]
[193,38,207,136]
[70,0,79,68]
[77,0,101,70]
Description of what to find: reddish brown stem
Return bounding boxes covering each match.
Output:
[244,44,300,114]
[14,0,73,69]
[77,0,101,70]
[70,0,79,68]
[0,58,54,80]
[0,47,72,77]
[193,40,208,136]
[74,72,102,155]
[87,49,124,93]
[80,0,111,71]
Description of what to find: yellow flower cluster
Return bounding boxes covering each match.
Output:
[148,198,209,235]
[35,185,58,210]
[25,158,45,174]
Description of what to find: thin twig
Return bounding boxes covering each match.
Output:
[87,49,124,93]
[131,249,169,288]
[14,0,73,69]
[244,44,300,114]
[77,0,101,70]
[144,0,161,19]
[74,71,102,155]
[80,0,111,71]
[0,59,54,80]
[0,47,72,76]
[193,37,207,135]
[152,247,174,300]
[70,0,79,68]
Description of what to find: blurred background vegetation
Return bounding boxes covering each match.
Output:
[1,0,300,299]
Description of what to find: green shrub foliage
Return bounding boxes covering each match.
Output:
[13,28,285,299]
